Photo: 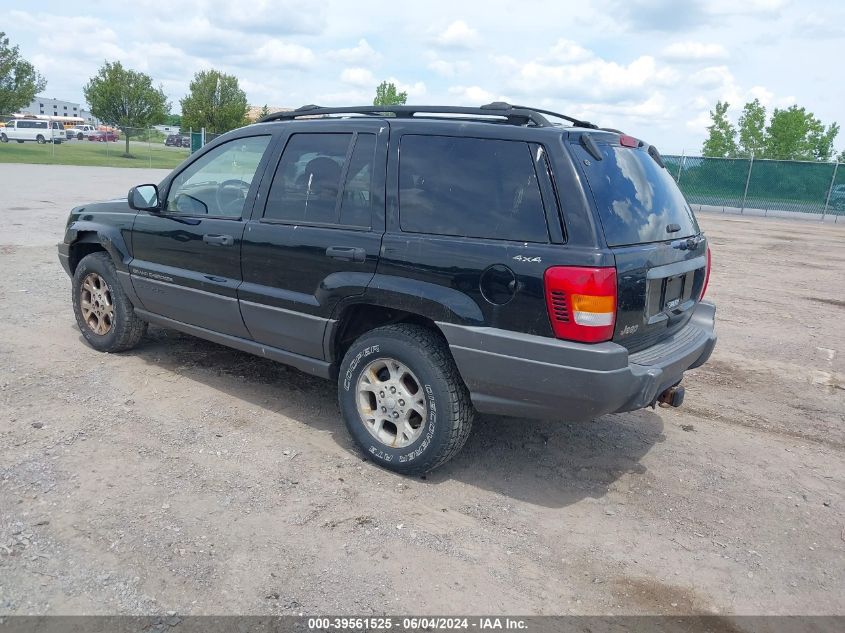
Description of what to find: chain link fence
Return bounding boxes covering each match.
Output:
[664,154,844,221]
[0,125,192,169]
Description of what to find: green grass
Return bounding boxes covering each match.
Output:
[0,139,190,169]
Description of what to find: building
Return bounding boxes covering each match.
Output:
[22,96,98,124]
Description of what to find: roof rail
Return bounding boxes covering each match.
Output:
[259,103,599,129]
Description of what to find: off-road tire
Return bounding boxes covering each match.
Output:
[72,252,147,352]
[338,324,474,475]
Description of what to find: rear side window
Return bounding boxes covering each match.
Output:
[576,143,699,247]
[265,132,376,228]
[399,135,549,242]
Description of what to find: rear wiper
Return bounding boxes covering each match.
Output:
[579,133,603,161]
[648,144,666,169]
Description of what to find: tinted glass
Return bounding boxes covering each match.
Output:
[578,143,699,246]
[399,135,549,242]
[265,133,352,224]
[166,135,271,217]
[339,134,376,228]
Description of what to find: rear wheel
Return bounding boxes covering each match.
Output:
[338,324,473,475]
[72,252,147,352]
[0,133,7,143]
[36,134,45,144]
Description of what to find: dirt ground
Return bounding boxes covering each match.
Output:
[0,164,843,616]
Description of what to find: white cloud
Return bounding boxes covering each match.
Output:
[434,20,480,49]
[254,40,315,68]
[340,67,376,88]
[548,39,594,63]
[427,57,471,77]
[507,47,678,103]
[386,77,427,100]
[327,39,381,66]
[448,85,497,103]
[662,41,729,62]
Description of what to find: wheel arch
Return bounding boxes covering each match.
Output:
[329,301,452,367]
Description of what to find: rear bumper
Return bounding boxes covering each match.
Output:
[437,301,716,421]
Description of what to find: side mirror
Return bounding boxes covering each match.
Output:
[128,184,160,211]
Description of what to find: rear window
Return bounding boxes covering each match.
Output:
[577,143,699,247]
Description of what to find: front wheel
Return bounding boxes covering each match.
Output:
[72,252,147,352]
[0,133,7,143]
[77,132,83,140]
[338,324,474,475]
[36,134,45,144]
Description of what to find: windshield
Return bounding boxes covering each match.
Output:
[577,143,699,247]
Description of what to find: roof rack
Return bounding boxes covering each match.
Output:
[259,102,598,129]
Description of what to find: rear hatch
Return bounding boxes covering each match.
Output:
[571,133,708,353]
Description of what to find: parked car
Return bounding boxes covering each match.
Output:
[67,125,98,140]
[164,134,181,147]
[57,103,716,474]
[829,184,845,211]
[1,118,64,144]
[88,130,119,142]
[181,136,191,148]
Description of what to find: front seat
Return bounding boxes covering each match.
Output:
[302,157,341,223]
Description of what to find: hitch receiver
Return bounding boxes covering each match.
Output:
[657,385,685,408]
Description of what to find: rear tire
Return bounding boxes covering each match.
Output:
[36,135,45,144]
[338,324,474,475]
[72,252,147,353]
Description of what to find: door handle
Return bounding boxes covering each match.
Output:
[203,234,234,246]
[326,246,366,262]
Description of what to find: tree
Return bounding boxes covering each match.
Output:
[373,81,407,106]
[702,101,737,158]
[838,149,845,163]
[181,70,248,134]
[164,113,182,127]
[737,98,766,158]
[258,104,270,119]
[764,105,839,161]
[0,31,46,114]
[84,61,168,157]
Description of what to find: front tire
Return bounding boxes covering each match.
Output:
[338,324,474,475]
[0,133,7,143]
[36,134,45,144]
[72,252,147,352]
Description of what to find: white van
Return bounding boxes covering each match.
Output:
[1,119,64,144]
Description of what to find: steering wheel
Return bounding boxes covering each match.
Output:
[215,179,251,214]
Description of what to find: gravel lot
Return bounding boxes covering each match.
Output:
[1,164,843,616]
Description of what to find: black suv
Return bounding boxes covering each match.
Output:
[58,103,716,474]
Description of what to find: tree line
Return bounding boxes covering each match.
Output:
[2,31,409,158]
[702,99,842,162]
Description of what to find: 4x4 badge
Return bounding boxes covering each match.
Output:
[512,255,542,263]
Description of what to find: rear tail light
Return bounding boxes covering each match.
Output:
[544,267,617,343]
[700,246,711,300]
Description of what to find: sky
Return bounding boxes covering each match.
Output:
[4,0,843,153]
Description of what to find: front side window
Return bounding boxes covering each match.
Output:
[166,135,271,218]
[399,135,549,242]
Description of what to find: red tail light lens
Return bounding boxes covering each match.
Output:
[700,246,711,300]
[544,267,617,343]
